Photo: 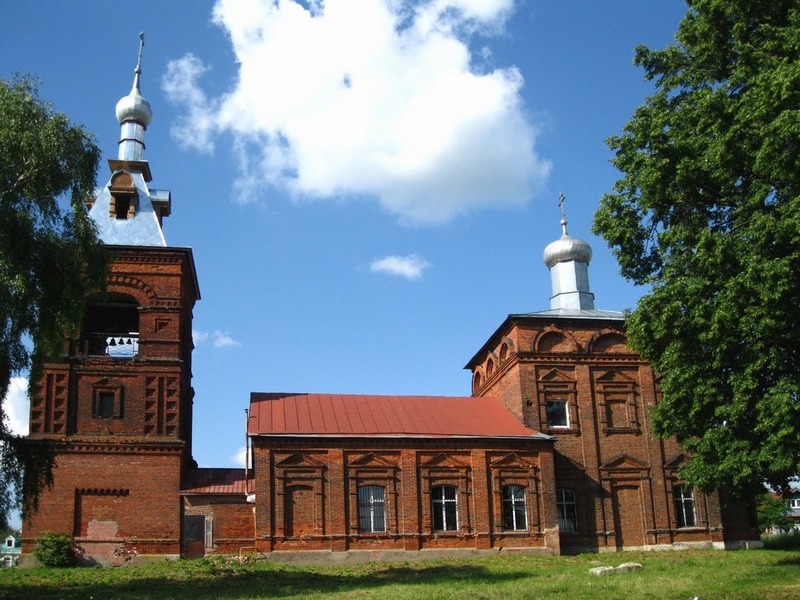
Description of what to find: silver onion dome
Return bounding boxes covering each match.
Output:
[115,71,152,126]
[116,33,151,127]
[543,230,592,268]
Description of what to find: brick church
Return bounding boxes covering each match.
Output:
[23,48,760,564]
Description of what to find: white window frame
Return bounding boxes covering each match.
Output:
[546,399,569,428]
[204,516,214,549]
[502,485,528,531]
[674,485,696,528]
[431,485,459,532]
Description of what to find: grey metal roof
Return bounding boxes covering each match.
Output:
[510,308,625,321]
[88,170,167,246]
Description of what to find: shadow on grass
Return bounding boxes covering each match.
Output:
[762,533,800,551]
[0,562,532,600]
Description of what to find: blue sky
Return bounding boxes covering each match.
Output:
[1,1,688,483]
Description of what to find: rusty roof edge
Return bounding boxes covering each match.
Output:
[249,432,555,441]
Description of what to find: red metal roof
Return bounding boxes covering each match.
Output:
[181,468,252,495]
[248,393,546,439]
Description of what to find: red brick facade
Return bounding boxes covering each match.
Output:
[466,313,760,552]
[22,68,759,560]
[24,244,760,563]
[24,245,200,565]
[250,438,558,554]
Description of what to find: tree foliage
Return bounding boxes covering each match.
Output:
[593,0,800,494]
[0,76,106,525]
[33,531,78,567]
[756,491,795,533]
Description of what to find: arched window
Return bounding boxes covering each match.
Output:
[499,343,508,362]
[358,485,386,533]
[502,485,528,531]
[431,485,458,532]
[473,372,482,392]
[83,294,140,357]
[487,358,494,376]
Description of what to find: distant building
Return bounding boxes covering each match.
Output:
[2,536,21,567]
[23,43,760,565]
[788,490,800,526]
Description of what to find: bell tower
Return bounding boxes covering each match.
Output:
[26,34,200,564]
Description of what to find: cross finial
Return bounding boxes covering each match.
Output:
[136,32,145,75]
[558,192,568,235]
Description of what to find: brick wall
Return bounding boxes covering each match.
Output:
[25,245,199,564]
[468,314,759,551]
[24,443,184,563]
[251,437,559,554]
[183,496,256,554]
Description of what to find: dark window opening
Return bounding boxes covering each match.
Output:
[114,197,131,219]
[557,488,578,533]
[83,295,140,357]
[546,400,569,428]
[97,392,115,418]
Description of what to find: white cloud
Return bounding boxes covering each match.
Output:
[231,446,248,468]
[213,330,241,348]
[192,329,209,345]
[163,0,551,224]
[370,254,430,280]
[3,377,29,436]
[194,329,240,348]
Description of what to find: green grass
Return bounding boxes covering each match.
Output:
[1,549,799,600]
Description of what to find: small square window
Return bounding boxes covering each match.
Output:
[546,400,569,428]
[93,387,123,419]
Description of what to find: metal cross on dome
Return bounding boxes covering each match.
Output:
[558,192,569,235]
[136,32,145,74]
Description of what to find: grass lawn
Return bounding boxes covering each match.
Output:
[1,548,798,600]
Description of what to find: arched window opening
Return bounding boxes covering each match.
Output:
[499,343,508,362]
[83,294,140,357]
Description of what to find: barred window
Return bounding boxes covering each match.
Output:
[557,488,578,533]
[502,485,528,531]
[674,485,696,528]
[431,485,458,532]
[358,485,386,533]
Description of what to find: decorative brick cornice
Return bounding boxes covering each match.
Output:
[76,488,130,496]
[107,274,158,300]
[55,438,186,455]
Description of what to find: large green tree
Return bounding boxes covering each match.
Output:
[0,76,106,526]
[593,0,800,495]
